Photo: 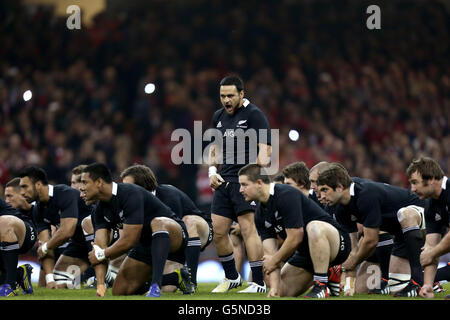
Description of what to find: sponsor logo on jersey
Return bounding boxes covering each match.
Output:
[216,121,222,128]
[274,211,282,220]
[236,120,248,128]
[274,225,283,233]
[223,129,235,137]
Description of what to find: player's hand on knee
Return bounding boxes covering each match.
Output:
[46,281,57,289]
[230,224,241,237]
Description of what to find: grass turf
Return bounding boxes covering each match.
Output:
[2,281,449,300]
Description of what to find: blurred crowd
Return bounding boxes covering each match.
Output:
[0,0,449,206]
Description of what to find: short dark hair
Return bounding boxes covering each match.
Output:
[273,173,285,183]
[82,163,113,183]
[120,164,158,192]
[220,75,244,92]
[316,163,352,190]
[18,166,48,185]
[282,162,311,189]
[72,164,87,176]
[406,157,444,181]
[238,164,271,184]
[6,177,21,189]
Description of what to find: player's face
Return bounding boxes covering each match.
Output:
[309,170,319,194]
[284,177,302,191]
[409,171,434,199]
[239,175,259,202]
[318,184,341,206]
[122,175,135,185]
[5,187,28,209]
[80,172,99,202]
[309,170,326,204]
[71,174,82,191]
[220,85,243,115]
[19,177,38,203]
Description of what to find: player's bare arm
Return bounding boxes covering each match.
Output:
[90,228,110,296]
[104,223,142,261]
[37,229,56,288]
[343,226,379,272]
[262,238,280,297]
[208,144,224,189]
[264,228,302,275]
[420,233,441,298]
[256,143,271,167]
[342,232,358,296]
[41,218,78,256]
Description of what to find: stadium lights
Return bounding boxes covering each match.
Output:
[23,89,32,102]
[144,83,156,94]
[288,129,300,142]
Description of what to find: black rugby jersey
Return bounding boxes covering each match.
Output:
[211,99,271,182]
[17,206,35,227]
[308,189,322,207]
[92,182,180,233]
[33,184,90,233]
[255,183,344,243]
[155,184,212,223]
[425,176,450,235]
[0,198,21,216]
[308,189,345,231]
[334,177,426,235]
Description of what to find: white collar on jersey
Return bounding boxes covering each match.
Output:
[309,189,314,195]
[151,190,156,196]
[269,182,275,195]
[243,98,250,107]
[112,182,118,195]
[48,184,54,197]
[442,176,448,190]
[350,182,355,196]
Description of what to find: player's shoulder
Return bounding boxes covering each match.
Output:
[245,101,266,116]
[274,183,302,200]
[158,184,179,193]
[212,107,226,121]
[54,184,79,197]
[118,182,146,197]
[352,177,379,193]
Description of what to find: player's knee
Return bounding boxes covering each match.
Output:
[81,216,94,235]
[183,215,200,236]
[0,216,16,240]
[151,217,173,232]
[305,221,325,240]
[237,218,256,238]
[397,208,420,227]
[111,279,131,296]
[212,222,229,241]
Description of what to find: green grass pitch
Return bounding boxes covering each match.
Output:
[2,281,449,300]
